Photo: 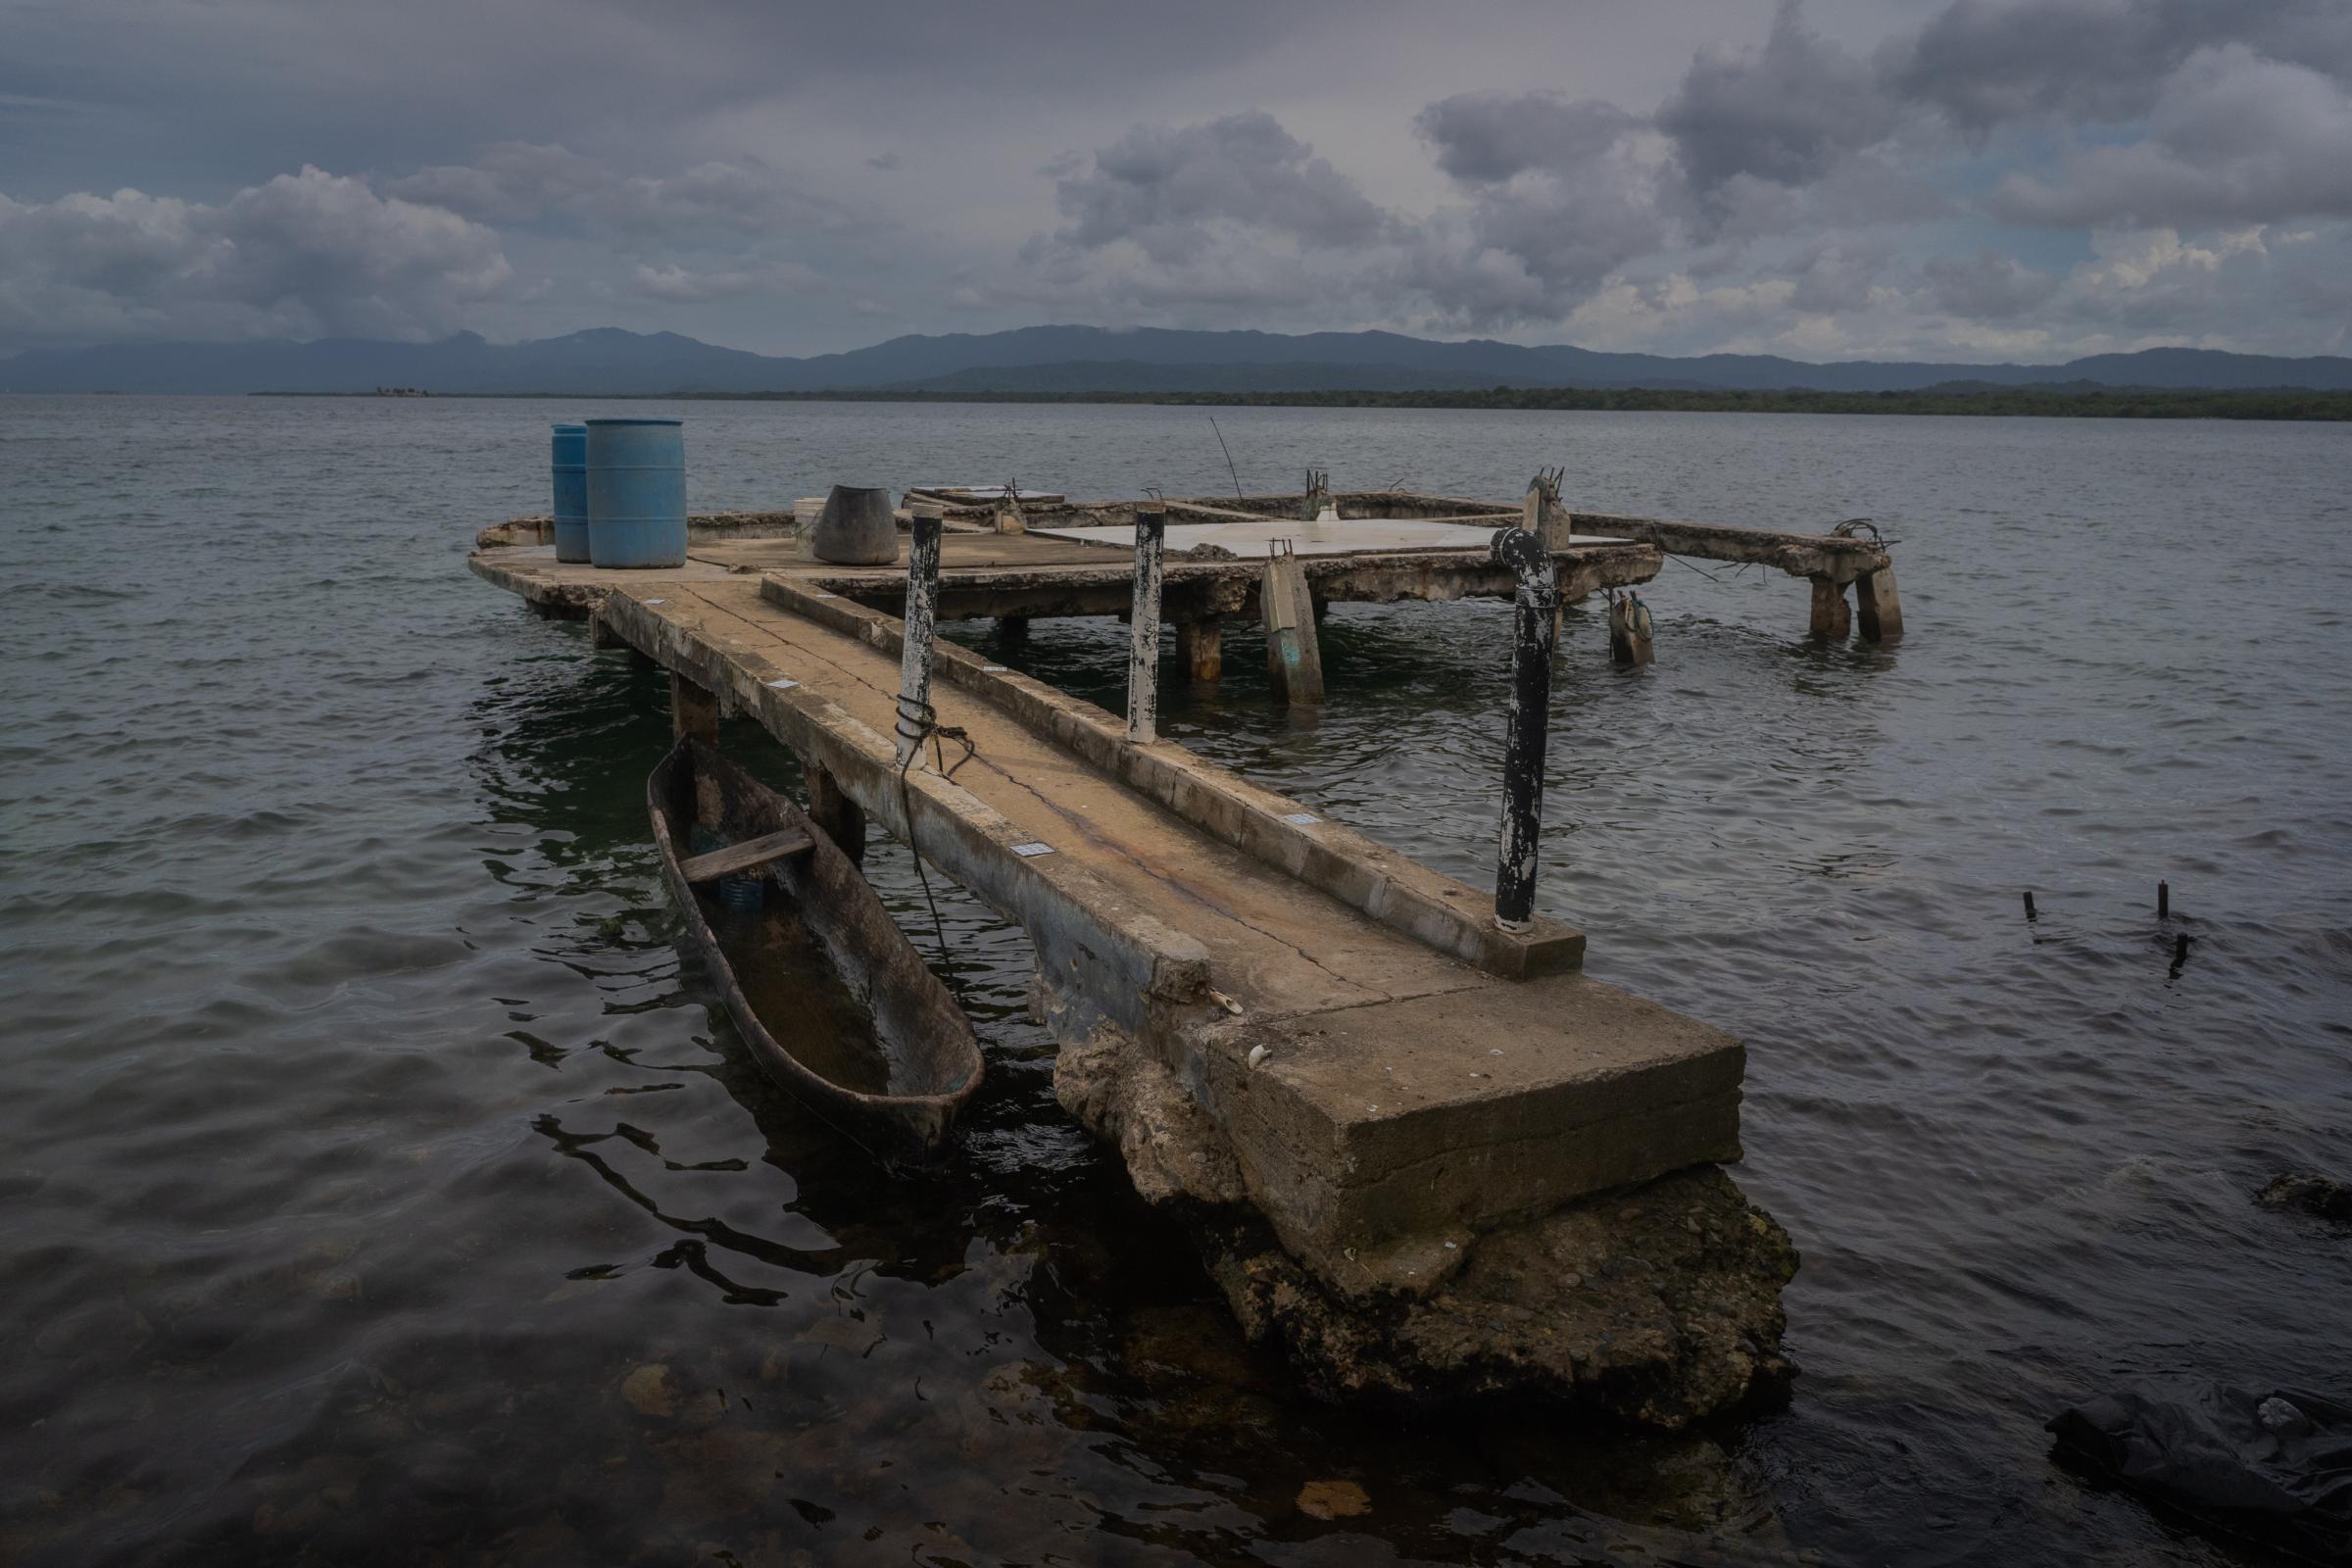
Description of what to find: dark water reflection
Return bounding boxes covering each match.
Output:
[3,396,2348,1566]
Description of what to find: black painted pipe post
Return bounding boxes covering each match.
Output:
[893,505,944,770]
[1128,506,1166,743]
[2158,879,2170,919]
[1491,525,1559,932]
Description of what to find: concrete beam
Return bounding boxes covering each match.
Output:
[1572,511,1890,584]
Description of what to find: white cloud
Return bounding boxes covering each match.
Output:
[0,166,512,344]
[629,261,824,302]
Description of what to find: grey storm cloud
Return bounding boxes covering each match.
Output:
[6,0,2352,356]
[1886,0,2352,133]
[1413,94,1643,186]
[1048,113,1391,262]
[1656,0,1903,203]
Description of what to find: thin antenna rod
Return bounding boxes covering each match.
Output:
[1207,416,1243,501]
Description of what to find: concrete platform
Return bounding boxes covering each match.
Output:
[468,539,1746,1291]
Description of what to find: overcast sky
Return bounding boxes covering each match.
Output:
[5,0,2349,363]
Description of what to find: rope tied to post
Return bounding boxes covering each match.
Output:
[893,694,975,784]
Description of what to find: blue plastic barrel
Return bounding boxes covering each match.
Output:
[550,422,589,562]
[586,417,687,568]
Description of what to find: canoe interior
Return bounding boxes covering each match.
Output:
[648,738,981,1162]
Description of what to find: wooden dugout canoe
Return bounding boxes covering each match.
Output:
[648,737,981,1165]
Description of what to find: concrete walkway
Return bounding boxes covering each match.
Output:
[470,542,1742,1290]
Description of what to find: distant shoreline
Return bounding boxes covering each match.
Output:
[246,385,2352,419]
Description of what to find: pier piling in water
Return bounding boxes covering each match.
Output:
[1608,591,1655,666]
[1260,542,1326,705]
[1809,574,1853,639]
[893,507,945,769]
[1853,565,1904,643]
[1492,525,1559,932]
[1127,506,1166,743]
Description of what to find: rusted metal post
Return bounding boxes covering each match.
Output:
[1128,505,1166,743]
[893,506,944,769]
[1491,526,1558,932]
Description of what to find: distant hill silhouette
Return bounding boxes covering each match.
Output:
[4,324,2348,396]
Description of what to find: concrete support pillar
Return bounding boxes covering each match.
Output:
[1607,593,1655,667]
[1177,618,1223,682]
[806,762,866,868]
[893,508,945,770]
[997,614,1030,644]
[669,669,720,746]
[1261,547,1325,706]
[1808,575,1852,640]
[1127,506,1166,744]
[1853,566,1904,644]
[588,609,625,650]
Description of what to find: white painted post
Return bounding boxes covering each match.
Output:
[1127,505,1166,743]
[1492,526,1558,932]
[894,506,944,769]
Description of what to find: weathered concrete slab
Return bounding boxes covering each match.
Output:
[1188,981,1742,1284]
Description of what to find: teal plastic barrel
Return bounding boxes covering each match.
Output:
[586,417,686,568]
[550,422,589,563]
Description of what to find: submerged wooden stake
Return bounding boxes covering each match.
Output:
[807,762,866,868]
[1178,618,1223,682]
[670,669,719,747]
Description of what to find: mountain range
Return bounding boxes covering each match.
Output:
[5,324,2349,396]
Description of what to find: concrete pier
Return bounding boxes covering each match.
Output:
[468,485,1847,1424]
